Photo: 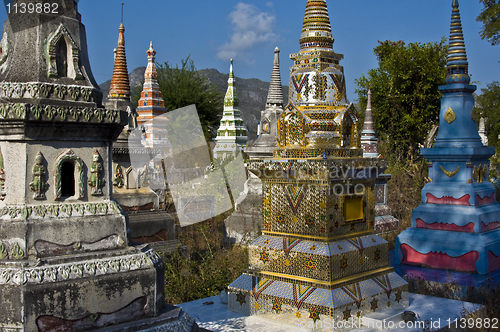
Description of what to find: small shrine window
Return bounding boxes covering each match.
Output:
[56,37,68,77]
[54,149,84,200]
[61,161,75,197]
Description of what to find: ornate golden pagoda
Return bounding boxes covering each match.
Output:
[228,1,408,329]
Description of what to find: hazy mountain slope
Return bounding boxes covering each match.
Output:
[99,67,289,141]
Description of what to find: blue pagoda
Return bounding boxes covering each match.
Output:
[396,0,500,274]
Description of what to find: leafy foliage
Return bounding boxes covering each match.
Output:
[477,0,500,46]
[132,56,223,140]
[355,40,448,160]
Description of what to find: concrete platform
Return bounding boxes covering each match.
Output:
[177,293,480,332]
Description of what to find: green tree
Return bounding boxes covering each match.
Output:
[355,39,448,160]
[477,0,500,46]
[477,82,500,151]
[133,56,223,140]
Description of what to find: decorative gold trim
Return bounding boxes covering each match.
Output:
[246,267,395,289]
[444,107,456,124]
[440,165,460,178]
[262,230,374,242]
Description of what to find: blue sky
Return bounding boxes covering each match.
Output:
[1,1,497,101]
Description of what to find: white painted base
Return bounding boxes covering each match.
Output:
[178,293,481,332]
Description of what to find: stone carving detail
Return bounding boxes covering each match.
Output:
[0,147,5,201]
[0,103,121,122]
[39,83,52,98]
[0,243,8,259]
[54,149,84,200]
[0,82,102,103]
[0,31,10,68]
[30,151,49,200]
[113,164,124,188]
[88,150,104,196]
[11,243,24,260]
[67,86,79,100]
[45,24,84,80]
[0,251,151,286]
[0,202,121,220]
[54,85,66,99]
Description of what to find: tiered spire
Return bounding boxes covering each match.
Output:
[299,0,334,50]
[108,22,131,99]
[224,59,239,107]
[446,0,470,84]
[136,42,168,150]
[266,47,283,107]
[361,89,379,157]
[362,89,375,135]
[213,59,247,158]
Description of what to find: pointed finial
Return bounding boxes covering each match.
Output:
[367,88,372,110]
[445,0,470,84]
[266,46,284,107]
[225,59,238,107]
[147,41,156,57]
[108,15,131,99]
[229,59,234,79]
[121,3,124,24]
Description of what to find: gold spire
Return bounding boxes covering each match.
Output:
[108,22,131,99]
[299,0,334,50]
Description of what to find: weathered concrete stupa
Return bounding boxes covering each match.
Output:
[0,1,193,330]
[213,60,248,159]
[228,0,408,329]
[396,0,500,275]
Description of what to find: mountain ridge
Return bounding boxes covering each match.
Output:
[99,67,289,141]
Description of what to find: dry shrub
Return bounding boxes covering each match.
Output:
[160,210,249,305]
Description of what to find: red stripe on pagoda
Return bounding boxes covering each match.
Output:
[477,193,495,205]
[416,218,474,233]
[426,193,470,205]
[481,221,500,232]
[488,250,500,273]
[400,244,478,272]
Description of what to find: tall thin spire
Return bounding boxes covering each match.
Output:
[108,18,131,99]
[446,0,470,84]
[299,0,334,51]
[224,59,239,107]
[362,89,375,135]
[266,47,283,107]
[361,89,379,157]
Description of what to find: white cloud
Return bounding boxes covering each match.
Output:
[217,2,277,63]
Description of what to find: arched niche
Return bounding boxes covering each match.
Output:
[45,24,84,80]
[277,103,305,147]
[54,149,84,200]
[338,104,360,148]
